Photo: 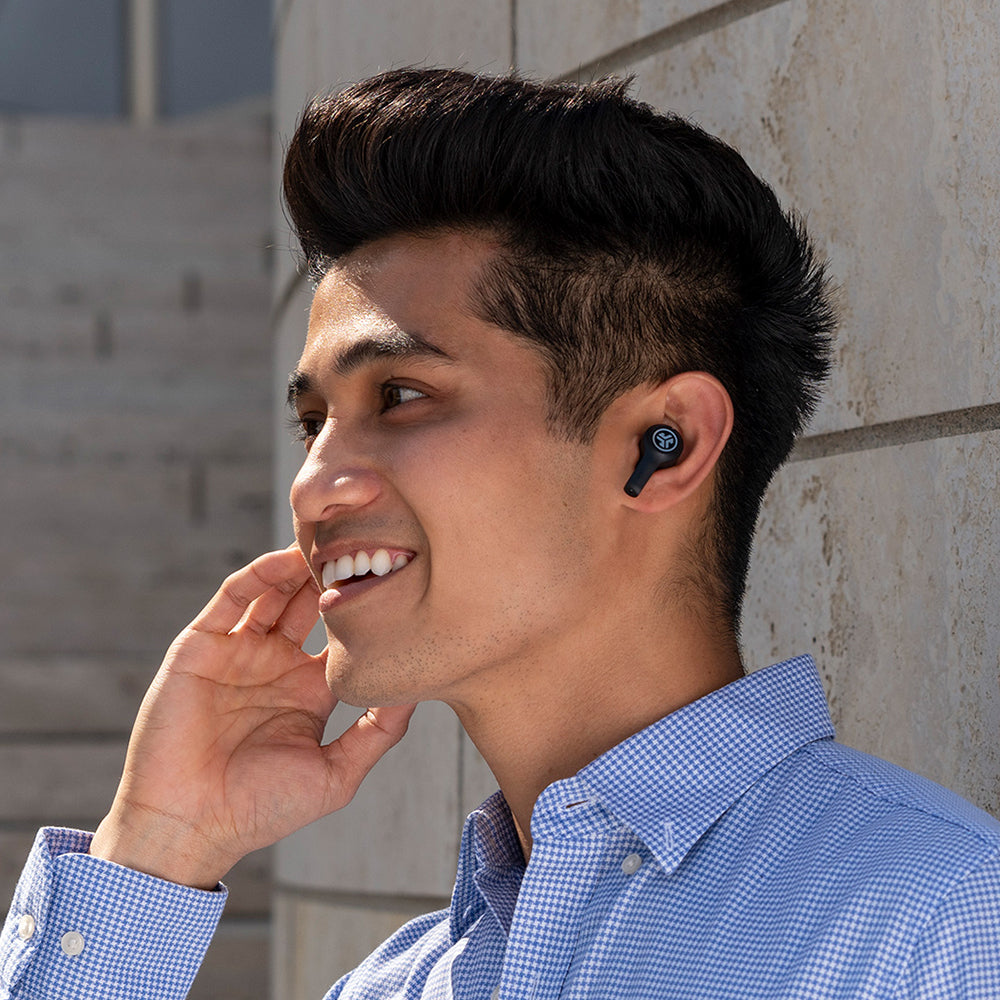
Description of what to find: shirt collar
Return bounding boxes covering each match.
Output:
[450,790,523,940]
[572,654,834,873]
[449,654,834,938]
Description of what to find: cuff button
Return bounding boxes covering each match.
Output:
[60,931,85,957]
[17,914,36,941]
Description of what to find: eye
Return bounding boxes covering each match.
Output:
[288,413,325,446]
[381,383,427,411]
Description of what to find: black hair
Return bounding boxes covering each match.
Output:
[283,67,835,630]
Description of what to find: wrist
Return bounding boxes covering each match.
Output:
[91,807,229,890]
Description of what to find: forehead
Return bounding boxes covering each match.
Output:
[301,231,499,364]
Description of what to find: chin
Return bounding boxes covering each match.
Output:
[323,647,422,709]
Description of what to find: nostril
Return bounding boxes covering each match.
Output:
[291,463,384,523]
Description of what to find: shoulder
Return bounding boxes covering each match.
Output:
[785,740,1000,903]
[722,741,1000,996]
[801,739,1000,849]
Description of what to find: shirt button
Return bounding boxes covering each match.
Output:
[17,914,36,941]
[621,852,643,875]
[60,931,85,957]
[490,986,501,1000]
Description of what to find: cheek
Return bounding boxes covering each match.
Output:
[438,452,594,583]
[292,516,314,558]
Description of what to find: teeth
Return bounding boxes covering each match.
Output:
[321,550,411,588]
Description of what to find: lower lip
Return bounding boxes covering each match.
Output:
[317,562,408,613]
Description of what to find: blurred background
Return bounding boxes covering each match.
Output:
[0,1,274,995]
[2,2,999,998]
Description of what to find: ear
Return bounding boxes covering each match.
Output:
[620,372,733,514]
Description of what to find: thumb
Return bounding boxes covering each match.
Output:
[321,703,417,809]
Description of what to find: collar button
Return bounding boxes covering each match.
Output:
[621,852,643,875]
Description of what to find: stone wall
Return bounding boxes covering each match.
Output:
[270,2,1000,997]
[0,104,274,998]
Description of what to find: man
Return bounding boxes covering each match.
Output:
[2,68,999,999]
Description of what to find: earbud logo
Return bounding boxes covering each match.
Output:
[652,428,679,453]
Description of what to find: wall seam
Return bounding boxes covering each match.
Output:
[556,0,790,81]
[510,0,518,71]
[272,0,294,46]
[791,403,1000,462]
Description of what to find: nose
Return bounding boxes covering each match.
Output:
[289,424,383,523]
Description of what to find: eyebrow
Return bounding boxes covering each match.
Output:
[286,330,455,406]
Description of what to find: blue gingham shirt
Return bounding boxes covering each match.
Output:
[3,655,1000,998]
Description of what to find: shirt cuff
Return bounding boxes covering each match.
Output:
[1,827,227,1000]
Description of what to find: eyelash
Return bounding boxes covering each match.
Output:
[288,382,427,444]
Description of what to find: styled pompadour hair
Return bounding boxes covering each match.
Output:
[283,68,835,630]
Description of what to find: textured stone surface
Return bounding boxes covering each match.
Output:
[0,112,271,289]
[190,920,272,1000]
[0,462,269,656]
[0,104,275,989]
[517,0,733,75]
[0,109,273,659]
[222,847,275,917]
[0,745,125,822]
[272,891,445,1000]
[743,429,1000,816]
[274,0,512,149]
[460,730,500,820]
[272,0,323,298]
[272,278,316,535]
[631,0,1000,433]
[0,659,149,734]
[310,1,511,90]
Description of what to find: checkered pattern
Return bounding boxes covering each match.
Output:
[3,656,1000,999]
[1,828,225,999]
[330,657,1000,1000]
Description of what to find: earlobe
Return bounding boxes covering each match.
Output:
[621,372,733,513]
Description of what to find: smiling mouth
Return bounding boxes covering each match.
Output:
[321,548,412,589]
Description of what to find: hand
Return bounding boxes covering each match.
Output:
[90,547,415,889]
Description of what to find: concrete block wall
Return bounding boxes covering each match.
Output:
[270,2,999,997]
[0,104,274,998]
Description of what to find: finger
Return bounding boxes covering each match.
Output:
[192,548,312,635]
[238,572,320,641]
[271,577,322,647]
[321,704,417,809]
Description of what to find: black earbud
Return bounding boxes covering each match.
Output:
[623,425,684,497]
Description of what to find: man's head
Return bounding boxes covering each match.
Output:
[283,68,834,635]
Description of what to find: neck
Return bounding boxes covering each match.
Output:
[449,605,744,861]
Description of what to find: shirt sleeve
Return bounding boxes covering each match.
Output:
[895,849,1000,999]
[1,828,226,1000]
